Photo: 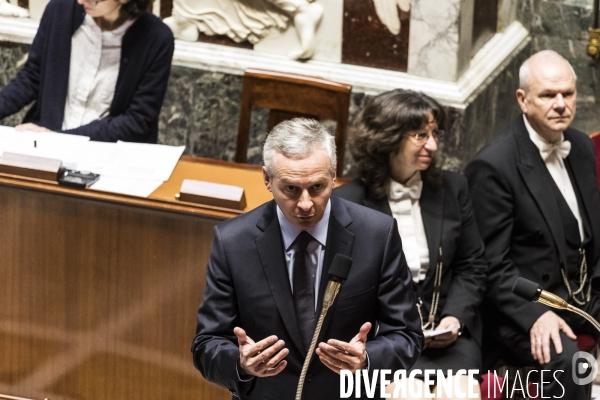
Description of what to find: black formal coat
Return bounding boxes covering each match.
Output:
[192,196,422,400]
[465,117,600,334]
[334,172,487,346]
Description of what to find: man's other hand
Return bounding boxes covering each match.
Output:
[316,322,371,374]
[426,316,461,349]
[234,327,289,378]
[530,310,576,364]
[15,123,52,132]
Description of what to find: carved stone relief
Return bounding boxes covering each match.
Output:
[0,0,29,17]
[164,0,325,60]
[164,0,413,63]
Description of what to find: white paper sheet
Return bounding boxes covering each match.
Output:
[89,176,164,198]
[77,141,185,182]
[423,324,461,338]
[0,128,90,169]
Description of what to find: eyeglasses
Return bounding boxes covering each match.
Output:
[404,130,445,144]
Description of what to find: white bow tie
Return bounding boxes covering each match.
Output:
[389,179,422,202]
[540,140,571,161]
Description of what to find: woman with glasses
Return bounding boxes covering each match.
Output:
[0,0,174,142]
[334,89,486,400]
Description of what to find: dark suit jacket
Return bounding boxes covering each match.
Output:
[465,117,600,334]
[191,196,422,400]
[0,0,174,143]
[334,172,487,345]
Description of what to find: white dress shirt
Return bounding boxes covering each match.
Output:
[523,115,584,241]
[62,15,134,130]
[388,172,430,283]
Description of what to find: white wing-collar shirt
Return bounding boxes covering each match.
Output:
[388,171,430,283]
[523,115,583,241]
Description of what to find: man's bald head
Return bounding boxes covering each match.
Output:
[516,50,577,142]
[519,50,577,92]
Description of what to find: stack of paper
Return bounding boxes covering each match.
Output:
[0,126,185,197]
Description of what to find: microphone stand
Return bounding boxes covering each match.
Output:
[536,290,600,333]
[295,280,342,400]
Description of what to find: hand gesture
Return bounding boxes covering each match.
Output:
[316,322,371,374]
[234,327,289,377]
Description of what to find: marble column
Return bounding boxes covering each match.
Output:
[28,0,48,19]
[407,0,474,81]
[497,0,517,32]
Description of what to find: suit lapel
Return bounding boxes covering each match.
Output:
[419,181,444,290]
[514,120,568,266]
[255,202,305,355]
[362,196,392,216]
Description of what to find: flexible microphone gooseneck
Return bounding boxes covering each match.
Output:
[512,277,600,332]
[295,254,353,400]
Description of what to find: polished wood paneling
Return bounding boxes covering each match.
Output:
[0,157,271,400]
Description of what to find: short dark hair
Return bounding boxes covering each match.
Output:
[349,89,445,200]
[121,0,152,18]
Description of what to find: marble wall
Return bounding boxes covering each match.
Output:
[516,0,600,134]
[0,37,533,176]
[1,0,597,176]
[407,0,475,81]
[0,38,516,175]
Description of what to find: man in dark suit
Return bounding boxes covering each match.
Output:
[466,50,600,397]
[191,118,422,399]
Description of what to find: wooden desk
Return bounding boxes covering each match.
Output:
[0,157,271,400]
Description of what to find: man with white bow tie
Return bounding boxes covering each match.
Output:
[466,50,600,398]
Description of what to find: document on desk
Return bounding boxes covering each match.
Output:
[0,126,185,198]
[77,141,185,181]
[0,127,90,169]
[90,176,164,197]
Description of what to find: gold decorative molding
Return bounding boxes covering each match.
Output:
[588,28,600,59]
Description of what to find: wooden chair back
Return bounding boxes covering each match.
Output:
[591,131,600,189]
[235,69,352,176]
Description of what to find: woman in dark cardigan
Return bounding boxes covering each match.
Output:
[334,89,487,399]
[0,0,174,143]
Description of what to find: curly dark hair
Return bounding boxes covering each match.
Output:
[349,89,445,200]
[121,0,153,18]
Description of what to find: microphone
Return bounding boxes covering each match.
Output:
[512,277,600,331]
[512,277,569,309]
[296,254,353,400]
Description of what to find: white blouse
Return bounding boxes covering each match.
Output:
[62,15,135,130]
[388,172,430,283]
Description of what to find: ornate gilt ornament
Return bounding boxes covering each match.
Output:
[588,28,600,59]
